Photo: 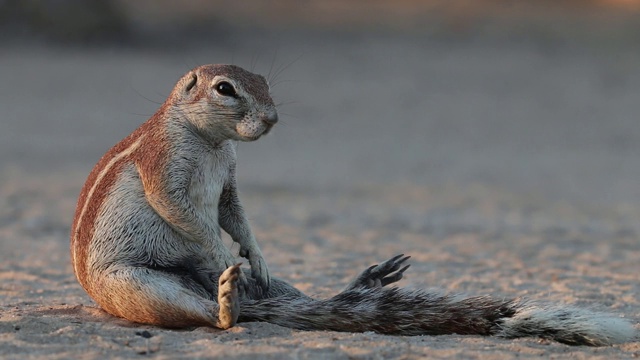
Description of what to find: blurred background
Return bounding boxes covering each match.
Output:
[3,4,640,357]
[3,0,640,208]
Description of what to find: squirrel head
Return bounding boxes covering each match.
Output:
[170,64,278,143]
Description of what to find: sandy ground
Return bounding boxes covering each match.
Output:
[2,27,640,358]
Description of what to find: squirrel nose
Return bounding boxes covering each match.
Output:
[262,112,278,125]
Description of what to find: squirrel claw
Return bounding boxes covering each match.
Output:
[344,254,412,291]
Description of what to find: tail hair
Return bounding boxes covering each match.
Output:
[239,254,637,346]
[241,287,636,346]
[497,299,637,346]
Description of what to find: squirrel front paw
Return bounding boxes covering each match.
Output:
[240,246,270,291]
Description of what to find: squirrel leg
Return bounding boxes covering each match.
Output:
[90,266,239,329]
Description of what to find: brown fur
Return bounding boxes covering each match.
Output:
[71,133,135,291]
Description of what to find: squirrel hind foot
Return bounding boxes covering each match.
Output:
[217,264,241,329]
[344,254,411,291]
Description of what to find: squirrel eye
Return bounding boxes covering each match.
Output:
[215,81,237,97]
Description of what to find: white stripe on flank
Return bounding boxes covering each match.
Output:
[72,136,144,276]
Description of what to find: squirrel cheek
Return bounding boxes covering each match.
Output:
[236,120,267,139]
[235,121,253,136]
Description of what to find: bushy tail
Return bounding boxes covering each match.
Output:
[239,288,513,336]
[496,299,637,346]
[239,285,636,346]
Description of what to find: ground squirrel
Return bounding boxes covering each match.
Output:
[70,64,636,346]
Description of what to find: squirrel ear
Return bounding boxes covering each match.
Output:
[185,72,197,93]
